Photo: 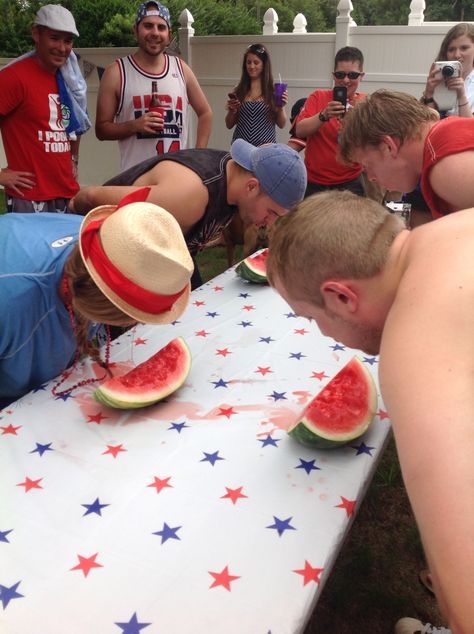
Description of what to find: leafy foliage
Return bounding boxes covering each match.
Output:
[0,0,473,56]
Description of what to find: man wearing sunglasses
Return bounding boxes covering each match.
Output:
[294,46,366,197]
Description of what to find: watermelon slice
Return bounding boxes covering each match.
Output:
[289,357,377,448]
[235,248,268,283]
[94,337,191,409]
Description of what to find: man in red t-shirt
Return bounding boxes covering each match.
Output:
[0,4,80,212]
[295,46,367,197]
[339,90,474,218]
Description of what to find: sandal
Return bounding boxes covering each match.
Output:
[419,569,435,596]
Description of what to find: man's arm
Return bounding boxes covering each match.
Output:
[429,151,474,213]
[295,93,345,139]
[71,170,208,236]
[95,63,163,141]
[182,62,212,148]
[379,282,474,632]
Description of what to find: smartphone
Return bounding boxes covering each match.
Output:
[228,92,238,100]
[333,86,347,113]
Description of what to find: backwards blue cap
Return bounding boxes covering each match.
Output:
[135,1,170,28]
[230,140,307,209]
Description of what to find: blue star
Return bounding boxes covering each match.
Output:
[152,522,182,544]
[351,442,375,456]
[258,435,281,448]
[363,356,378,365]
[211,378,229,388]
[200,451,225,466]
[266,516,296,537]
[295,459,321,474]
[238,320,252,328]
[259,336,275,344]
[82,498,110,517]
[168,421,189,433]
[206,311,219,318]
[285,312,297,318]
[330,343,346,351]
[30,442,53,457]
[114,612,151,633]
[0,581,24,609]
[239,293,250,298]
[0,529,13,543]
[289,352,306,360]
[54,392,74,402]
[32,383,48,393]
[268,391,287,401]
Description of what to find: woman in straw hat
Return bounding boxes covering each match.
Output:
[0,188,194,408]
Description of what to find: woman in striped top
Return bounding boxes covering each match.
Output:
[225,43,287,146]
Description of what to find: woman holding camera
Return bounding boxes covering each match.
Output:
[225,43,287,146]
[404,24,474,228]
[421,22,474,117]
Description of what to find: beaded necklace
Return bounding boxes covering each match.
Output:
[52,273,111,398]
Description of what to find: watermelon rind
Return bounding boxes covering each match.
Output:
[93,337,191,409]
[236,248,268,284]
[288,357,377,449]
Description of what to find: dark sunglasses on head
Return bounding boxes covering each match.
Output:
[247,44,266,55]
[333,71,362,80]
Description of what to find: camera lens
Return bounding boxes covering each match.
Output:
[442,65,455,78]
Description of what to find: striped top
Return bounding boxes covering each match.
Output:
[232,100,276,146]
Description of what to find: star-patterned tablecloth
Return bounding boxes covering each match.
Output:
[0,262,391,634]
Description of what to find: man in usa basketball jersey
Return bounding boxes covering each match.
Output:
[95,1,212,172]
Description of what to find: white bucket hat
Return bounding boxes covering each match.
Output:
[79,195,194,325]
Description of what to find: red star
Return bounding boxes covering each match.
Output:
[17,476,43,492]
[193,300,206,306]
[378,409,389,420]
[242,305,255,311]
[311,371,329,381]
[218,406,237,419]
[221,486,248,505]
[255,366,273,376]
[216,348,232,357]
[70,552,103,577]
[294,328,309,335]
[208,565,240,591]
[133,338,147,346]
[195,330,210,337]
[213,286,224,292]
[293,560,324,586]
[147,476,173,493]
[86,412,108,424]
[335,496,356,517]
[102,444,127,458]
[1,423,21,435]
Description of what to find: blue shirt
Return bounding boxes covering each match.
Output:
[0,213,90,404]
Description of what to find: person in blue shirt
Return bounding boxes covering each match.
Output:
[0,190,194,407]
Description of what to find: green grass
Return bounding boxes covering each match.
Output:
[195,243,243,280]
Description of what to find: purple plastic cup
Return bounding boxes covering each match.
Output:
[274,82,287,107]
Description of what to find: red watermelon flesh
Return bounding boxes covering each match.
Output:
[94,337,191,409]
[289,357,377,448]
[236,248,268,283]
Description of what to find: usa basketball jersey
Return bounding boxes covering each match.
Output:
[115,53,189,171]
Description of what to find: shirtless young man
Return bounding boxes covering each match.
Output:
[267,190,474,634]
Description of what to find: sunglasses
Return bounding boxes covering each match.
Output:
[333,71,363,80]
[247,45,266,55]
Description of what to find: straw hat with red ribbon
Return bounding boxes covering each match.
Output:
[78,187,194,325]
